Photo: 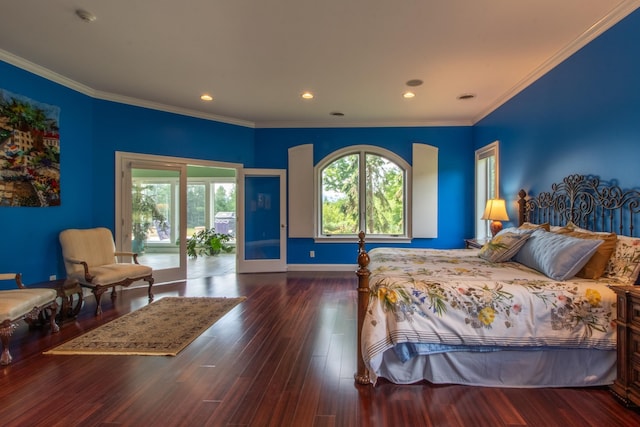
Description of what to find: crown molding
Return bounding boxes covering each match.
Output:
[93,90,255,128]
[473,0,640,124]
[0,49,96,97]
[0,48,255,129]
[254,119,473,129]
[4,1,639,131]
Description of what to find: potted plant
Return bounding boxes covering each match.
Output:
[186,227,233,258]
[132,184,167,254]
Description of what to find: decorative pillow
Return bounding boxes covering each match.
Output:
[602,235,640,284]
[478,232,531,263]
[513,229,604,281]
[519,222,550,231]
[496,226,534,237]
[552,228,617,279]
[564,225,640,283]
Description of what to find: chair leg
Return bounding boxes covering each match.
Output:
[0,324,15,365]
[93,288,107,316]
[0,342,11,365]
[146,277,155,302]
[46,301,60,333]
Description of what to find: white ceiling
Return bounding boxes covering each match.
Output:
[1,1,638,128]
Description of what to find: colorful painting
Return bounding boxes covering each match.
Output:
[0,89,60,207]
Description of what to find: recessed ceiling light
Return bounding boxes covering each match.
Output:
[406,79,423,87]
[330,112,344,116]
[75,9,97,23]
[301,92,314,100]
[403,91,416,99]
[200,94,213,101]
[457,93,476,100]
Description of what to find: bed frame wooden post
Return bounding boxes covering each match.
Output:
[355,231,371,385]
[518,189,527,226]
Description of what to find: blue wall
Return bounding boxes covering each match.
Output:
[0,62,94,285]
[255,126,473,264]
[474,9,640,226]
[1,8,639,286]
[0,61,255,286]
[90,101,255,230]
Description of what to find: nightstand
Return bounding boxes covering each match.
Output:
[464,238,486,249]
[609,285,640,407]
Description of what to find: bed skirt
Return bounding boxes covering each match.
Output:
[371,347,616,388]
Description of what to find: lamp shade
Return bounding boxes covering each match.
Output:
[481,199,509,221]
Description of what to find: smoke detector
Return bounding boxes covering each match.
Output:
[76,9,97,23]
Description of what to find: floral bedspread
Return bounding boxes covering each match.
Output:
[362,247,617,368]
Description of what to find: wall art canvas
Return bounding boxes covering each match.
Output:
[0,89,60,207]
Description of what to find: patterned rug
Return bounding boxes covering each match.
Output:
[44,296,246,356]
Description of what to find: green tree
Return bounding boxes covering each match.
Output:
[321,152,404,235]
[321,154,359,234]
[187,184,206,228]
[214,184,236,213]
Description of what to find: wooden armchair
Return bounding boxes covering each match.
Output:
[0,273,59,365]
[59,227,154,315]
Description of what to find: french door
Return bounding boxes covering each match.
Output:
[237,169,287,273]
[117,153,283,278]
[117,155,187,284]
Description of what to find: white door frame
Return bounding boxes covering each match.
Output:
[237,169,287,273]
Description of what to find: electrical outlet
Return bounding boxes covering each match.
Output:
[49,274,57,281]
[309,250,315,258]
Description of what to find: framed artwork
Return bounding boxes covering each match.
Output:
[0,89,60,207]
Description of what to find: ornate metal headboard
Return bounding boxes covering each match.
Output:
[517,174,640,237]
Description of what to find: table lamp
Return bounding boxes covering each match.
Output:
[481,199,509,237]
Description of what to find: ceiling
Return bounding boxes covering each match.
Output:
[1,1,638,128]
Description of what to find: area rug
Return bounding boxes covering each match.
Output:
[44,296,246,356]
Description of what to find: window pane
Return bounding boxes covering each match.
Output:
[365,154,404,235]
[132,181,172,245]
[475,142,499,240]
[187,184,206,234]
[321,154,359,235]
[213,183,236,238]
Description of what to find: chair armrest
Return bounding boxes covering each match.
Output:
[63,257,95,282]
[114,251,140,264]
[0,273,25,289]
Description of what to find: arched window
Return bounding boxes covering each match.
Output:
[316,146,409,238]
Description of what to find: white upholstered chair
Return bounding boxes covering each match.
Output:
[0,273,59,365]
[59,227,154,315]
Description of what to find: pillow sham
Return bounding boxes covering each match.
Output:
[513,229,603,281]
[553,228,617,279]
[478,232,531,263]
[565,224,640,284]
[519,222,550,231]
[602,235,640,284]
[496,226,534,237]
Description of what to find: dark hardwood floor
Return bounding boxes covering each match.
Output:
[1,271,639,426]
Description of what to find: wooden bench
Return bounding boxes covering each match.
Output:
[0,273,60,365]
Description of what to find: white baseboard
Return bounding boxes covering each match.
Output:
[287,264,357,272]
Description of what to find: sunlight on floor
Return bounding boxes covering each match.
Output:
[136,253,236,279]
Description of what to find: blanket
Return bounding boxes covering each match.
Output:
[362,248,617,368]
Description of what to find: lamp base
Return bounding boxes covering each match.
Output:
[490,220,503,237]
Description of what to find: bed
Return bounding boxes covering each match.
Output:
[354,174,640,388]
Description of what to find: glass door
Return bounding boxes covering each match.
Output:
[120,160,187,284]
[237,169,286,273]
